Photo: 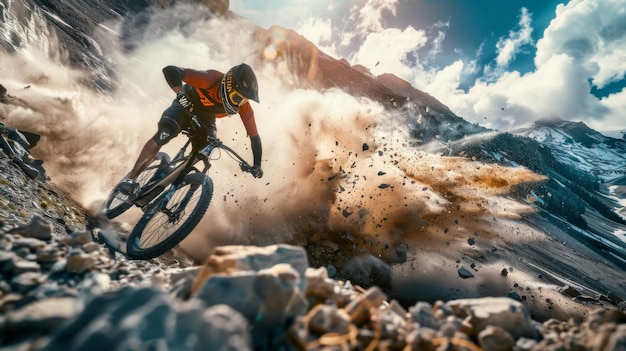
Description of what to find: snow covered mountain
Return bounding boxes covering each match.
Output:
[600,128,626,140]
[433,117,626,263]
[514,119,626,183]
[513,118,626,245]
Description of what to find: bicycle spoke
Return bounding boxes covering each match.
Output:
[170,183,200,214]
[141,217,168,247]
[135,182,203,249]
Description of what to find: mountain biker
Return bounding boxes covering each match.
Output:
[118,63,263,198]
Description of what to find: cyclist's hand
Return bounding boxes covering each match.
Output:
[250,165,263,178]
[176,92,194,113]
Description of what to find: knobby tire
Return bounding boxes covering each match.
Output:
[126,172,213,259]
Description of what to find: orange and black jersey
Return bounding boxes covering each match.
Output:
[162,66,259,137]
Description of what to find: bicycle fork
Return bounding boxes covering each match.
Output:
[144,180,199,225]
[142,183,179,220]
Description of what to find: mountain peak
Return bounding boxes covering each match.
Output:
[259,24,456,116]
[375,73,452,115]
[531,117,615,147]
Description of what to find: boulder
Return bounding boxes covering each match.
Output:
[194,263,307,328]
[40,286,251,351]
[446,297,538,339]
[337,254,392,292]
[192,244,308,293]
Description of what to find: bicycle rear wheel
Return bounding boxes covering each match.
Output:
[102,152,170,219]
[126,172,213,259]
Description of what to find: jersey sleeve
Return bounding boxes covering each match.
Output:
[182,69,222,89]
[238,103,259,137]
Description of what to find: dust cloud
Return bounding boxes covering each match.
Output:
[0,51,150,205]
[179,79,546,265]
[1,5,546,276]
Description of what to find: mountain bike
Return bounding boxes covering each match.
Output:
[100,115,257,260]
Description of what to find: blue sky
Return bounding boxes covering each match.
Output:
[230,0,626,132]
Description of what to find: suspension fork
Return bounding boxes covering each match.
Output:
[143,152,205,219]
[142,183,179,219]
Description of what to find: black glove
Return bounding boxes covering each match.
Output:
[176,92,194,113]
[250,165,263,179]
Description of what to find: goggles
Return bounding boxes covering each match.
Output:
[221,73,248,115]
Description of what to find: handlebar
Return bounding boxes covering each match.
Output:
[190,115,259,177]
[239,163,254,173]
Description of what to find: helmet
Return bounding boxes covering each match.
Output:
[219,63,259,115]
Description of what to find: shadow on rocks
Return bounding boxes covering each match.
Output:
[335,254,392,293]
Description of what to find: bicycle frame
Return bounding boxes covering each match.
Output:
[133,115,250,208]
[133,140,202,208]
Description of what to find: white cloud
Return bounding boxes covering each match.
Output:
[429,31,446,58]
[425,60,465,101]
[348,0,398,36]
[296,17,337,57]
[230,0,333,30]
[351,26,428,79]
[343,0,626,132]
[444,54,611,130]
[494,7,534,69]
[297,17,332,44]
[232,0,626,131]
[433,20,450,29]
[428,0,626,131]
[599,88,626,132]
[339,0,437,86]
[535,0,626,88]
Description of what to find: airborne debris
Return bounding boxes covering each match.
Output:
[507,290,522,302]
[458,266,474,279]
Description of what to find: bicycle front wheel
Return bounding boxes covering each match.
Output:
[126,172,213,259]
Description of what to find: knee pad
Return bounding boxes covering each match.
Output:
[153,117,181,145]
[152,125,176,146]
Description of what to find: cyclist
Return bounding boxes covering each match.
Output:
[118,63,264,198]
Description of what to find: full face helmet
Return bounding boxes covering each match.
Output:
[219,63,259,115]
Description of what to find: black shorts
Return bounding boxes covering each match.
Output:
[153,99,217,145]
